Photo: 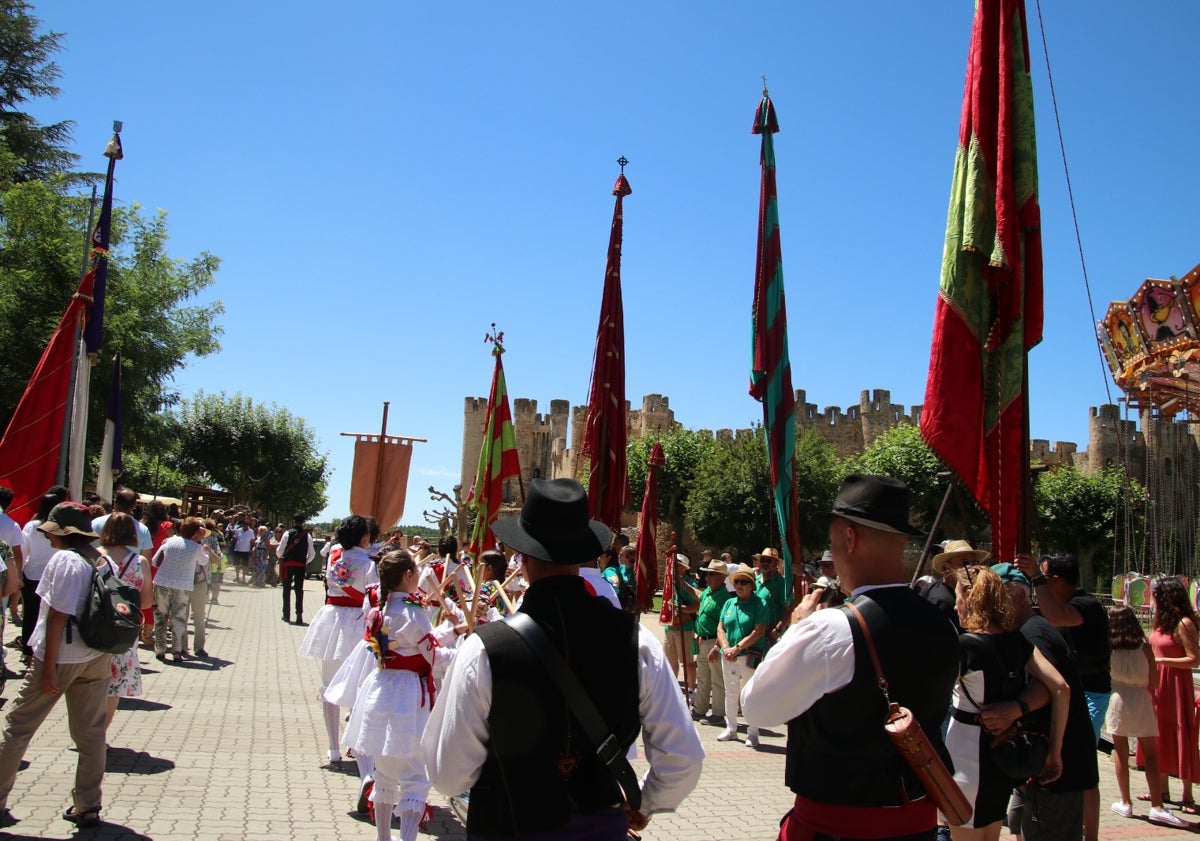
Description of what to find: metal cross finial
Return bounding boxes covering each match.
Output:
[761,74,769,96]
[617,156,628,173]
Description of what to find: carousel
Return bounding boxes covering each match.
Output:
[1099,261,1200,609]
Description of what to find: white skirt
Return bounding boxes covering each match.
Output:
[298,603,365,662]
[343,669,431,757]
[323,639,376,708]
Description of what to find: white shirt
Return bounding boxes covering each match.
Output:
[579,567,621,609]
[421,623,705,815]
[0,512,22,558]
[152,535,206,591]
[233,526,255,553]
[21,520,55,580]
[90,513,153,555]
[31,549,104,664]
[741,583,908,728]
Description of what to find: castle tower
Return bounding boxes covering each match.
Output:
[461,397,488,493]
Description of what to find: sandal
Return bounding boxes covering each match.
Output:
[1180,801,1198,815]
[62,807,101,828]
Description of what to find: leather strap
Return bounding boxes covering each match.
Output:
[844,600,891,704]
[498,612,642,813]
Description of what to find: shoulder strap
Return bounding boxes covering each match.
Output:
[117,550,137,580]
[844,599,889,697]
[497,612,642,812]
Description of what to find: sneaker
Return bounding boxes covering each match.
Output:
[1110,801,1133,818]
[746,728,760,749]
[1149,806,1187,827]
[716,728,737,742]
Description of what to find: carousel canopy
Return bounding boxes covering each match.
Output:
[1099,261,1200,416]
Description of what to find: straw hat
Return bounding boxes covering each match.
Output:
[728,564,756,585]
[931,539,990,573]
[753,547,782,562]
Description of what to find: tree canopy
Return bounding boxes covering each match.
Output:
[175,391,330,518]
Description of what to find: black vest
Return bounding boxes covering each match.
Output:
[468,576,640,836]
[281,528,308,563]
[785,587,959,806]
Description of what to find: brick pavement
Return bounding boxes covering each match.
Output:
[0,580,1192,840]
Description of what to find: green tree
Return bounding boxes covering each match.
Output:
[685,429,772,561]
[0,194,223,456]
[1034,465,1143,590]
[627,427,716,540]
[175,391,330,519]
[0,1,77,184]
[852,423,986,539]
[685,427,847,561]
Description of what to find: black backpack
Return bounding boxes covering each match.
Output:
[69,556,143,654]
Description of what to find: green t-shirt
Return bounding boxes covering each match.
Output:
[756,574,787,627]
[695,585,733,638]
[720,595,768,651]
[661,574,699,633]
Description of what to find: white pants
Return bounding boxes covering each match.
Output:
[721,653,757,733]
[695,638,725,717]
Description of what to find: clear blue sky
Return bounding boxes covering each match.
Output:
[27,1,1200,522]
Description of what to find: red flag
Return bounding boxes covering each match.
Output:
[922,0,1043,564]
[634,442,664,612]
[582,172,633,530]
[466,333,521,556]
[0,274,95,522]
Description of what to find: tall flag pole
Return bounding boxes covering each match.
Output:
[67,122,124,498]
[922,0,1043,564]
[634,442,665,611]
[95,352,123,503]
[749,83,799,599]
[466,325,522,557]
[581,159,633,531]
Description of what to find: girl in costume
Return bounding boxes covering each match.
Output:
[298,515,379,764]
[344,551,447,841]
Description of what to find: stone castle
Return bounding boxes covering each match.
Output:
[461,387,1200,501]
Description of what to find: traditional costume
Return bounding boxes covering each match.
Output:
[344,589,445,841]
[298,543,379,762]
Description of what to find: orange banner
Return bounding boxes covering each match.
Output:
[349,436,415,528]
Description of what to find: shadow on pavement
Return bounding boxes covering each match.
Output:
[105,746,175,775]
[323,759,358,777]
[422,804,466,838]
[0,819,154,840]
[116,699,170,712]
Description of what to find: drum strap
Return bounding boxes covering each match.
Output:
[497,612,642,813]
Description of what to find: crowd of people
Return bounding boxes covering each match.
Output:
[2,473,1200,840]
[0,482,324,829]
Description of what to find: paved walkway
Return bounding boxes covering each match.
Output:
[0,579,1193,840]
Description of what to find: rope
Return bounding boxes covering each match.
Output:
[1032,0,1114,408]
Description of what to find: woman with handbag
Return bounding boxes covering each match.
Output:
[946,566,1069,841]
[715,564,767,748]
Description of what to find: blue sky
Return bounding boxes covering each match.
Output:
[27,2,1200,522]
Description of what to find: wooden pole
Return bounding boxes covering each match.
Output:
[910,475,957,588]
[372,401,390,523]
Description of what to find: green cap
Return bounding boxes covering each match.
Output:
[991,562,1030,588]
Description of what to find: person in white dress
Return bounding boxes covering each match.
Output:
[344,551,448,841]
[298,515,379,764]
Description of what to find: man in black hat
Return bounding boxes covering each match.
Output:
[742,474,960,841]
[421,478,703,839]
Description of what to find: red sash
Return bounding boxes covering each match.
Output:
[326,585,365,608]
[779,794,935,840]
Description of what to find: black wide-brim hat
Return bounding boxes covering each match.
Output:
[830,474,924,537]
[492,478,612,565]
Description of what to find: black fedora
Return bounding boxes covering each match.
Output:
[830,474,924,537]
[492,478,612,565]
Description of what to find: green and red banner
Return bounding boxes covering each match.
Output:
[467,335,521,556]
[922,0,1043,565]
[749,92,798,594]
